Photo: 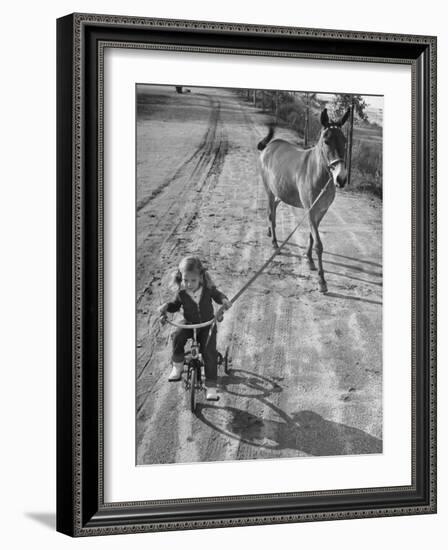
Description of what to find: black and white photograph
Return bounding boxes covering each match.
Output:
[136,84,383,465]
[1,0,443,544]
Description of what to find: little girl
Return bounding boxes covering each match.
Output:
[158,256,231,401]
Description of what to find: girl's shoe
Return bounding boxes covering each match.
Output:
[168,362,183,381]
[206,386,219,401]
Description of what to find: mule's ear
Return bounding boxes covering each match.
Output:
[320,108,329,127]
[339,108,351,126]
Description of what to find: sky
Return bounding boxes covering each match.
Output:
[316,92,383,125]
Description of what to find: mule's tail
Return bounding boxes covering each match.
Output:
[257,125,275,151]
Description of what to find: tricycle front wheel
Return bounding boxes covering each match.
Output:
[189,367,196,413]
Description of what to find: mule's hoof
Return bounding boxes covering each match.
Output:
[306,258,317,271]
[319,281,328,293]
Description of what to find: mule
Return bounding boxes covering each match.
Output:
[258,108,350,293]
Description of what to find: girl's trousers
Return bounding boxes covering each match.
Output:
[171,326,217,382]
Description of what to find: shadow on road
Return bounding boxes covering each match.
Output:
[219,368,283,399]
[280,248,382,280]
[197,402,382,456]
[286,241,382,269]
[278,244,383,301]
[324,269,383,287]
[325,291,382,306]
[323,258,382,278]
[196,368,382,456]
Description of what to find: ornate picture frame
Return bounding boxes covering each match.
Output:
[56,13,436,536]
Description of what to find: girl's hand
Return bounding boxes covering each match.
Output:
[217,300,231,323]
[158,303,168,324]
[159,313,167,325]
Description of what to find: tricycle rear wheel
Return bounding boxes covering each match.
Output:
[189,367,196,413]
[224,349,229,374]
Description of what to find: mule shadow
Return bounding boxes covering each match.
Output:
[285,241,382,269]
[324,269,382,287]
[280,248,382,279]
[325,291,382,307]
[278,247,383,303]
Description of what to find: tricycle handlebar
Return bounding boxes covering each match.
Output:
[165,318,216,330]
[161,306,225,330]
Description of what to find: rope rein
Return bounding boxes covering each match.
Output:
[228,176,332,305]
[204,176,332,347]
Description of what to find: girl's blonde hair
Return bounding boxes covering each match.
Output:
[170,256,215,290]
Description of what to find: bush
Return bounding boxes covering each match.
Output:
[351,140,382,197]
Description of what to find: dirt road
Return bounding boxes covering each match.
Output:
[136,86,382,465]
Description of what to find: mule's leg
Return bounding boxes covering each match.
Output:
[261,169,279,248]
[267,194,279,248]
[261,173,273,238]
[266,191,273,237]
[309,219,327,293]
[271,199,280,249]
[305,232,316,270]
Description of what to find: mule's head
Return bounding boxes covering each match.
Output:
[320,108,350,188]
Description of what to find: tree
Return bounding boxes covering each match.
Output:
[330,94,369,187]
[303,92,318,147]
[331,94,369,122]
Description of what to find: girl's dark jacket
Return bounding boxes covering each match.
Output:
[166,285,228,324]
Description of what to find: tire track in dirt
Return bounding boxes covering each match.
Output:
[136,94,228,387]
[136,92,231,459]
[136,99,228,301]
[136,98,222,213]
[137,98,220,268]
